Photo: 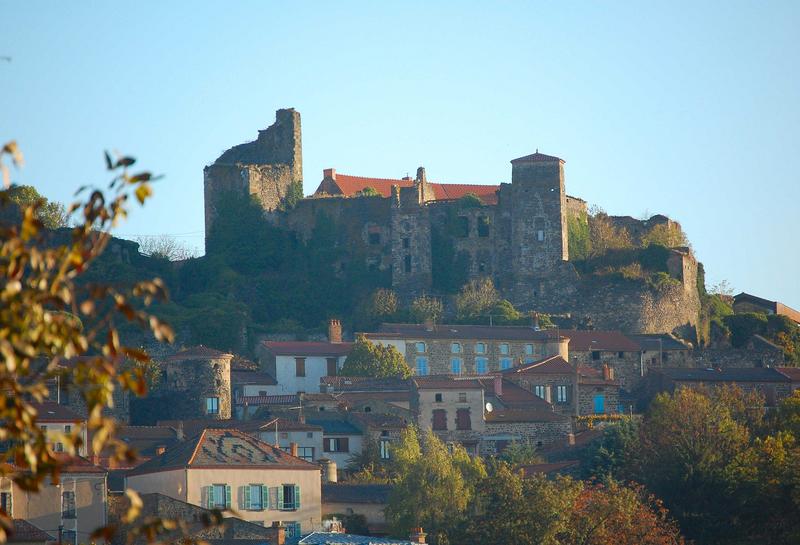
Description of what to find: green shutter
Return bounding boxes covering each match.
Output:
[206,486,214,509]
[294,485,300,509]
[262,484,269,510]
[277,485,284,510]
[225,485,231,509]
[243,485,251,510]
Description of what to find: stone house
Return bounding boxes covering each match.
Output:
[1,456,107,545]
[733,292,800,324]
[33,402,88,457]
[304,419,363,474]
[163,346,234,420]
[126,428,322,538]
[645,367,793,407]
[577,365,621,415]
[363,323,568,377]
[411,377,486,455]
[499,355,578,415]
[561,331,642,392]
[628,333,692,370]
[482,409,572,455]
[321,483,392,536]
[7,519,53,545]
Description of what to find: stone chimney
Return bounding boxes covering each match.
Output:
[602,363,614,381]
[409,527,427,544]
[289,442,298,457]
[328,319,342,343]
[323,168,336,180]
[493,375,503,397]
[319,458,338,483]
[424,319,434,332]
[266,521,285,545]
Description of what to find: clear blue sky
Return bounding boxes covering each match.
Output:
[3,1,799,307]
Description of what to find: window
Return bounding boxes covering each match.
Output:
[451,342,461,353]
[416,357,429,376]
[499,343,509,355]
[62,490,76,519]
[592,351,601,361]
[285,522,301,538]
[618,351,624,359]
[450,357,462,375]
[62,530,77,545]
[534,385,546,399]
[458,392,467,403]
[475,357,488,375]
[368,232,381,245]
[415,342,426,353]
[40,425,47,431]
[206,397,219,415]
[537,229,544,241]
[475,343,486,354]
[64,425,71,433]
[327,358,338,376]
[244,484,267,511]
[324,438,350,452]
[295,357,306,377]
[207,484,230,510]
[500,357,512,370]
[556,385,568,403]
[456,216,470,237]
[435,393,443,403]
[525,344,533,355]
[0,492,11,516]
[380,439,390,460]
[404,255,412,273]
[279,485,301,511]
[402,237,410,249]
[54,442,64,452]
[456,408,472,430]
[306,432,314,438]
[280,432,289,439]
[477,216,490,237]
[432,409,447,430]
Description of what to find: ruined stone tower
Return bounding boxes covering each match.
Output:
[508,151,568,297]
[203,108,302,246]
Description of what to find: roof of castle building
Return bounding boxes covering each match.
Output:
[261,341,354,357]
[127,428,319,476]
[166,346,234,361]
[510,151,564,164]
[369,323,564,342]
[317,172,500,205]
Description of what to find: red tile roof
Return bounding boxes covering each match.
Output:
[55,454,108,474]
[577,365,620,386]
[510,151,564,164]
[778,367,800,382]
[501,355,573,375]
[319,173,500,205]
[167,346,233,361]
[235,394,300,406]
[413,376,485,390]
[262,341,353,357]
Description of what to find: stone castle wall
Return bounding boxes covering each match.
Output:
[164,355,233,420]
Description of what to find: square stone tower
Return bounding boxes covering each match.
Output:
[509,151,568,283]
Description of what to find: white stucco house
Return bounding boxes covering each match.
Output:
[256,340,353,395]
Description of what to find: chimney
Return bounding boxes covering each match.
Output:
[567,433,576,446]
[424,319,434,332]
[409,527,427,544]
[289,442,298,457]
[416,166,427,185]
[323,168,336,180]
[319,458,338,483]
[267,522,286,545]
[532,312,540,330]
[493,375,503,397]
[328,319,342,343]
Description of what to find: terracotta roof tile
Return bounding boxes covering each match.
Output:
[234,394,300,406]
[262,341,353,357]
[778,367,800,382]
[428,183,499,205]
[320,173,500,205]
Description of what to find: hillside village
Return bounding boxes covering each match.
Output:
[3,108,800,545]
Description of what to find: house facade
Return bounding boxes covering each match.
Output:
[257,341,353,395]
[126,429,322,537]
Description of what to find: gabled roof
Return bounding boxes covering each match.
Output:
[501,355,573,375]
[370,323,563,342]
[413,376,485,390]
[262,341,354,357]
[778,367,800,382]
[167,346,233,361]
[127,428,318,476]
[231,370,277,386]
[428,183,499,205]
[234,394,300,406]
[322,483,392,505]
[305,419,363,436]
[577,365,619,386]
[55,454,107,474]
[656,367,791,383]
[9,520,54,543]
[32,401,84,423]
[558,330,640,352]
[510,151,564,164]
[117,425,181,457]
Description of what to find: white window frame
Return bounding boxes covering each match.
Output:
[475,343,486,354]
[451,342,461,354]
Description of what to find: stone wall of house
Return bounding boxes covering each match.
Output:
[693,348,785,369]
[504,373,576,415]
[481,420,572,455]
[578,383,620,415]
[164,354,233,420]
[570,351,643,392]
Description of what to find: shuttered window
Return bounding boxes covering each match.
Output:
[432,409,447,431]
[456,408,472,431]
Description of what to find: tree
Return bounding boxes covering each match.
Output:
[340,335,412,378]
[135,234,197,261]
[7,184,69,228]
[355,186,380,197]
[588,208,632,256]
[640,223,689,248]
[581,417,640,480]
[385,428,486,544]
[455,277,499,320]
[354,288,398,330]
[409,294,443,324]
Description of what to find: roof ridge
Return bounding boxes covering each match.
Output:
[187,428,209,466]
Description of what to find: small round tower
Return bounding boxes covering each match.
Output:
[164,346,233,420]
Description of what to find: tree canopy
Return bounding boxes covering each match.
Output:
[340,334,412,378]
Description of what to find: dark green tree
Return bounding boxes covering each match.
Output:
[340,335,412,378]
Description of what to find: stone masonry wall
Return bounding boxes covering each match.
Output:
[481,420,572,455]
[164,355,232,420]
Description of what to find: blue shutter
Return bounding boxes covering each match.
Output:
[262,484,269,510]
[277,485,284,510]
[225,485,231,509]
[243,485,251,510]
[294,485,301,509]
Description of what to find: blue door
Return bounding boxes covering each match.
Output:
[593,394,605,414]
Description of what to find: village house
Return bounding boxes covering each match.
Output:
[1,456,107,545]
[558,330,642,392]
[321,483,392,536]
[733,292,800,324]
[628,333,692,370]
[499,355,577,415]
[125,428,322,539]
[576,365,622,415]
[32,402,88,457]
[7,519,53,545]
[363,323,568,376]
[778,367,800,392]
[163,346,234,420]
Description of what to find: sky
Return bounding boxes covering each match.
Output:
[2,1,799,307]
